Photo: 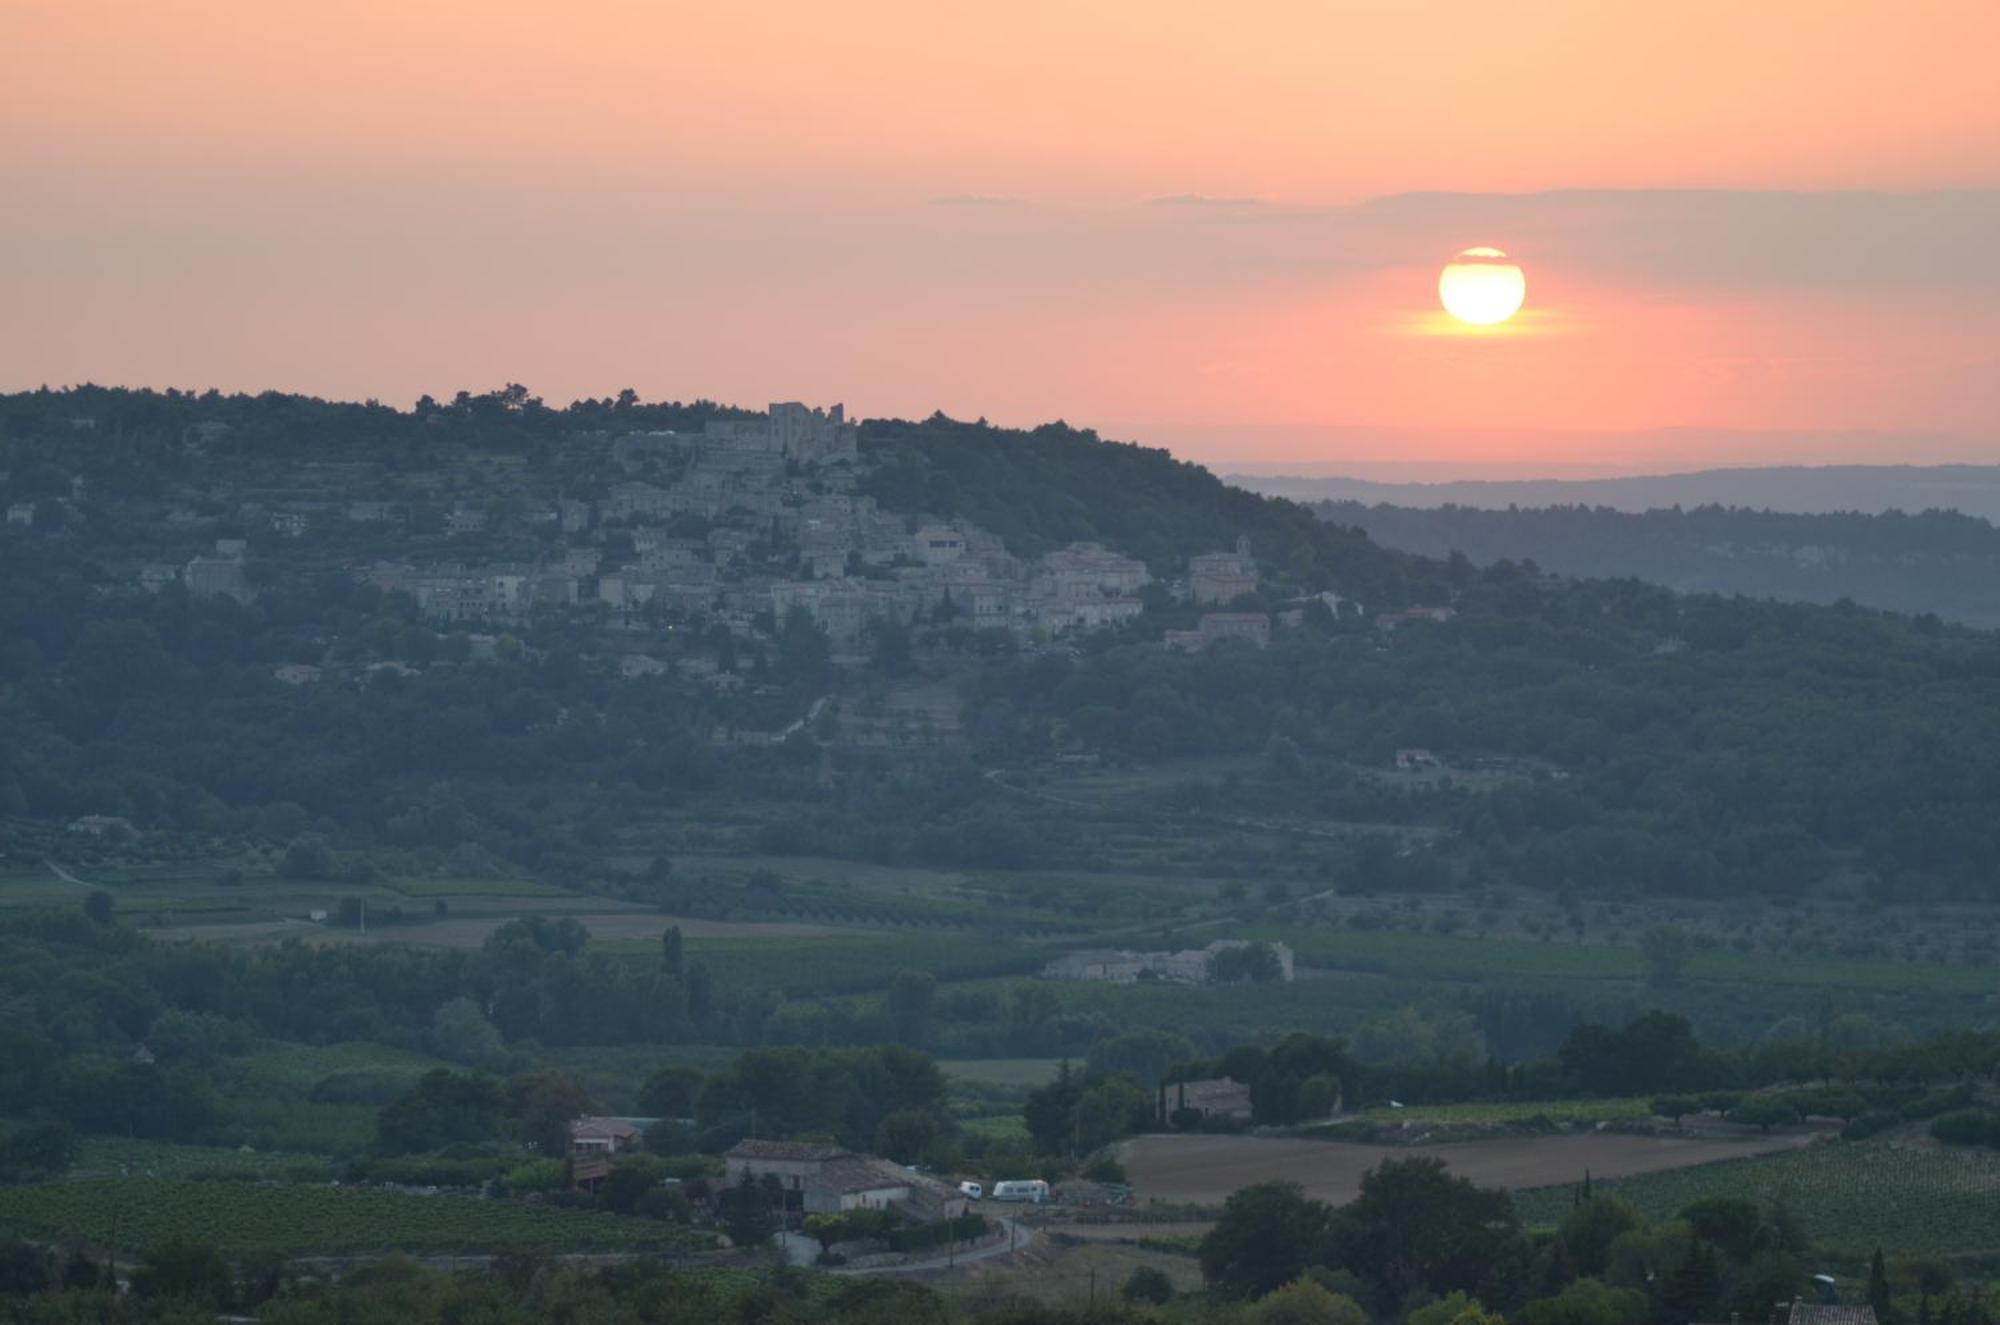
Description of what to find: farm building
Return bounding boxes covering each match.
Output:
[1171,1076,1255,1123]
[723,1140,968,1222]
[568,1116,648,1192]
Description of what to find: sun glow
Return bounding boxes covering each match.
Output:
[1439,247,1527,326]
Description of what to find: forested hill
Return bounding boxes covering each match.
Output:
[1309,500,2000,627]
[6,386,2000,909]
[860,414,1445,606]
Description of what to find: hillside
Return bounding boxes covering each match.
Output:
[3,387,2000,922]
[1307,500,2000,626]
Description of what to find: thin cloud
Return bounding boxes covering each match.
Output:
[1147,194,1270,209]
[929,194,1028,208]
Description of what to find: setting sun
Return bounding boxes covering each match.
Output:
[1439,247,1527,326]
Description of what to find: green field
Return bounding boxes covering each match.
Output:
[1348,1097,1653,1127]
[0,1180,716,1256]
[382,876,575,899]
[73,1138,333,1182]
[940,1058,1065,1089]
[959,1115,1032,1144]
[1512,1142,2000,1259]
[672,933,1050,998]
[1252,925,1998,996]
[238,1040,449,1093]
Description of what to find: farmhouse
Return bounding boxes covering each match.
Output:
[1171,1076,1255,1123]
[569,1116,644,1158]
[567,1115,647,1193]
[722,1139,968,1221]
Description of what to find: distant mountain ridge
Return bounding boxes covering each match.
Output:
[1305,500,2000,627]
[1230,465,2000,522]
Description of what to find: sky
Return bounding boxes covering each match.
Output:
[3,1,1998,476]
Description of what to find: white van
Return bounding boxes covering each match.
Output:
[958,1181,984,1200]
[988,1179,1050,1204]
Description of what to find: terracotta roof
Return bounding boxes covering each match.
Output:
[807,1157,914,1196]
[570,1116,641,1143]
[725,1139,850,1162]
[1785,1306,1880,1325]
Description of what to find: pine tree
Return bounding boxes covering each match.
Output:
[1869,1247,1893,1325]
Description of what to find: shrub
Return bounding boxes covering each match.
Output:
[1902,1085,1974,1121]
[1123,1266,1174,1304]
[1842,1111,1901,1141]
[1929,1110,2000,1147]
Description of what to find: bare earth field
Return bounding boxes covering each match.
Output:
[154,912,851,947]
[1117,1131,1814,1208]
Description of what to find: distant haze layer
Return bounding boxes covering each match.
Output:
[1230,466,2000,522]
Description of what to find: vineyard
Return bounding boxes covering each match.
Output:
[0,1180,716,1256]
[1512,1142,2000,1258]
[73,1138,332,1183]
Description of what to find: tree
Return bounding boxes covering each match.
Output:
[430,997,503,1066]
[1331,1157,1522,1302]
[1024,1062,1086,1156]
[1868,1248,1893,1325]
[1087,1030,1197,1090]
[1515,1277,1650,1325]
[1198,1181,1333,1300]
[1679,1197,1762,1263]
[506,1070,595,1157]
[82,890,114,926]
[875,1109,940,1164]
[1557,1196,1643,1276]
[0,1240,48,1296]
[660,925,684,977]
[130,1237,232,1310]
[1408,1291,1507,1325]
[638,1065,704,1119]
[885,971,936,1048]
[1251,1278,1369,1325]
[1728,1096,1800,1133]
[773,607,832,692]
[1559,1013,1704,1096]
[1652,1096,1700,1129]
[0,1122,78,1178]
[1662,1235,1723,1324]
[719,1172,778,1248]
[1075,1076,1152,1151]
[281,834,333,881]
[373,1069,504,1155]
[1211,941,1285,984]
[1123,1265,1175,1305]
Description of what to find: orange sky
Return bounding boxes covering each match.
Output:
[4,1,1998,473]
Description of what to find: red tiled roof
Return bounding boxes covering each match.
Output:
[570,1116,641,1142]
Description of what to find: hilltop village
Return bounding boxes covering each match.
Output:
[17,401,1370,688]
